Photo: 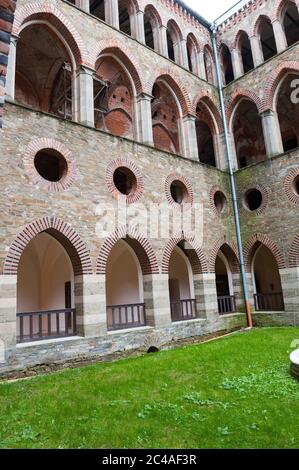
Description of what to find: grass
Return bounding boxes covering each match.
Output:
[0,327,299,449]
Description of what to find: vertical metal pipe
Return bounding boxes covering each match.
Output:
[211,24,253,328]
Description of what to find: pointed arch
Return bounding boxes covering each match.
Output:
[161,232,208,275]
[3,217,93,276]
[209,238,240,274]
[289,233,299,267]
[262,60,299,111]
[192,91,223,133]
[243,234,286,272]
[251,13,275,37]
[96,226,159,275]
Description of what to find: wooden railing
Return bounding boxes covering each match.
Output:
[254,293,285,312]
[17,308,77,343]
[218,295,237,315]
[107,303,146,331]
[170,299,198,322]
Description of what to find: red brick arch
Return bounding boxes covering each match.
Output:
[226,88,263,127]
[96,226,159,275]
[12,2,89,66]
[90,39,145,95]
[192,90,223,133]
[161,232,208,275]
[146,68,192,115]
[232,29,251,50]
[209,237,240,274]
[262,61,299,111]
[251,13,276,38]
[3,217,93,276]
[243,233,286,273]
[288,233,299,268]
[273,0,299,21]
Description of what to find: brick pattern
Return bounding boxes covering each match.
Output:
[226,87,264,124]
[242,184,269,216]
[0,0,17,128]
[262,60,299,110]
[284,167,299,206]
[3,216,93,276]
[23,138,77,192]
[209,185,229,216]
[288,233,299,268]
[192,90,223,133]
[209,238,240,274]
[243,233,287,272]
[96,225,159,275]
[164,172,193,207]
[105,158,144,205]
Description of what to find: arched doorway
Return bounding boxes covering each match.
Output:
[215,252,236,314]
[168,246,197,322]
[106,240,145,330]
[252,244,284,311]
[17,233,76,342]
[276,73,299,152]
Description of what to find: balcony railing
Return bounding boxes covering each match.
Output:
[17,308,77,343]
[254,293,285,312]
[170,299,198,322]
[107,303,146,331]
[218,295,237,315]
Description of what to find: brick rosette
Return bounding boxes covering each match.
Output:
[105,158,144,205]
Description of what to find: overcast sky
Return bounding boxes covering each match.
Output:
[185,0,237,21]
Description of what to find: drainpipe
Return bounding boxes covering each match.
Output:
[211,23,253,328]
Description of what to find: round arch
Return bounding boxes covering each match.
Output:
[262,61,299,111]
[147,69,191,115]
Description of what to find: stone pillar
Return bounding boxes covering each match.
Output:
[74,275,107,337]
[260,110,284,157]
[5,34,18,101]
[159,25,168,57]
[182,114,198,161]
[135,10,145,43]
[144,274,172,327]
[105,0,119,29]
[180,38,189,69]
[198,51,207,81]
[213,133,228,170]
[137,93,154,146]
[272,19,287,53]
[195,273,218,321]
[279,268,299,313]
[249,35,264,67]
[231,49,243,79]
[76,0,90,13]
[76,65,95,127]
[0,275,17,364]
[232,273,243,311]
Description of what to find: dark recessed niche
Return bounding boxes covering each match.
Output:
[113,167,137,195]
[170,180,188,204]
[213,191,227,214]
[34,149,68,182]
[245,189,263,211]
[292,175,299,196]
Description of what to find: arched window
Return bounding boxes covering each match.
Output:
[166,20,183,64]
[143,5,161,51]
[195,103,216,167]
[119,0,134,36]
[220,44,234,85]
[238,31,254,73]
[282,1,299,47]
[258,17,277,61]
[151,80,181,154]
[232,99,266,168]
[204,45,215,84]
[15,24,75,119]
[186,33,199,74]
[276,73,299,152]
[90,0,105,21]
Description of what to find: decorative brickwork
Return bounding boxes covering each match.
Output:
[96,225,159,275]
[192,91,223,132]
[262,61,299,111]
[226,88,263,125]
[164,172,193,207]
[242,184,269,215]
[288,233,299,268]
[243,233,287,272]
[209,238,240,274]
[3,216,93,275]
[209,186,229,216]
[161,232,208,274]
[23,138,77,192]
[284,167,299,206]
[105,158,144,204]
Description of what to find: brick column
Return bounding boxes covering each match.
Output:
[260,110,284,157]
[159,25,168,57]
[5,33,17,100]
[272,19,287,53]
[182,114,198,161]
[105,0,119,29]
[249,35,264,67]
[137,92,154,146]
[76,65,95,127]
[75,275,107,337]
[76,0,89,13]
[231,49,243,79]
[135,10,145,43]
[0,275,17,364]
[144,274,172,327]
[198,50,207,81]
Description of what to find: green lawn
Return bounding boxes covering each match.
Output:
[0,327,299,449]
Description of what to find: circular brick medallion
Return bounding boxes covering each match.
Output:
[242,185,268,215]
[165,173,193,207]
[210,186,228,215]
[106,158,144,204]
[284,168,299,206]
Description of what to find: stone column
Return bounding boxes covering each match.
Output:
[144,274,172,327]
[0,275,17,365]
[182,114,198,161]
[213,133,228,170]
[260,110,284,158]
[272,19,287,53]
[180,38,189,69]
[279,268,299,314]
[76,65,95,127]
[198,50,207,81]
[74,275,107,337]
[195,273,218,321]
[231,49,243,79]
[159,25,168,57]
[249,35,264,67]
[105,0,119,29]
[76,0,90,13]
[135,10,145,43]
[137,93,154,146]
[5,34,18,100]
[232,273,243,311]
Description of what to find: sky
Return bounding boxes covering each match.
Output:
[184,0,238,21]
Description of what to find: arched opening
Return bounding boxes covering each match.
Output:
[144,15,154,49]
[166,20,182,64]
[186,34,199,74]
[258,17,277,61]
[220,44,234,85]
[215,252,236,314]
[106,239,145,330]
[276,73,299,152]
[94,54,135,139]
[15,24,75,119]
[252,244,284,311]
[232,99,266,168]
[144,5,161,51]
[119,0,133,36]
[168,246,197,322]
[17,233,76,342]
[195,103,216,167]
[204,46,215,84]
[282,1,299,47]
[151,80,181,154]
[238,31,254,73]
[90,0,105,21]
